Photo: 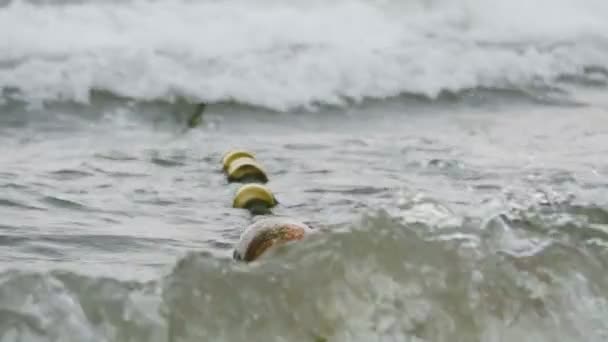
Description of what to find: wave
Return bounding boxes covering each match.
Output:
[1,208,608,341]
[1,0,608,111]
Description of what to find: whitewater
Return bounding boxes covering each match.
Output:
[1,0,608,109]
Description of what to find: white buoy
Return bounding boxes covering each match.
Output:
[233,216,313,262]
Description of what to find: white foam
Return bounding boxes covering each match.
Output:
[1,0,608,110]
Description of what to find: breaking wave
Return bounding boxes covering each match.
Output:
[1,0,608,110]
[2,208,608,341]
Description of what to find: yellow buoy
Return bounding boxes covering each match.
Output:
[222,149,256,171]
[233,183,277,212]
[226,157,268,183]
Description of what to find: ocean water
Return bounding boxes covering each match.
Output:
[1,0,608,341]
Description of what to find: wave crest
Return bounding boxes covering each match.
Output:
[1,0,608,110]
[3,209,607,341]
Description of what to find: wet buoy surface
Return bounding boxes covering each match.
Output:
[233,216,312,262]
[222,149,268,183]
[226,158,268,183]
[233,183,277,214]
[222,150,256,171]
